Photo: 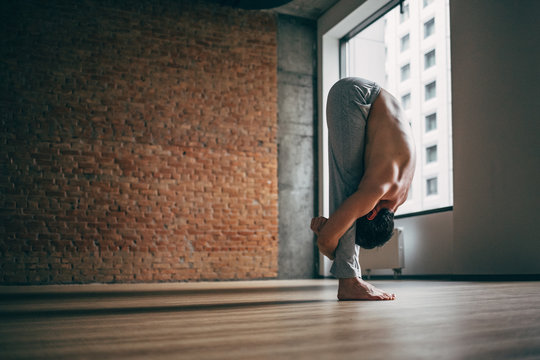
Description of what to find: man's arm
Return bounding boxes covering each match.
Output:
[316,181,387,259]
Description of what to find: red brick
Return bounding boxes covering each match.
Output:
[1,0,278,284]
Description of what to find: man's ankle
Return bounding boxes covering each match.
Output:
[338,277,361,285]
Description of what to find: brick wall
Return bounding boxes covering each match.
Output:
[0,0,278,283]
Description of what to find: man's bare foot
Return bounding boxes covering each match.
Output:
[337,277,396,301]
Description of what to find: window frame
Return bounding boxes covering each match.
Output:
[424,48,436,69]
[423,0,435,8]
[400,2,410,23]
[426,144,438,164]
[424,17,435,38]
[400,33,411,52]
[319,0,453,227]
[425,80,437,101]
[401,92,412,110]
[426,176,439,196]
[337,0,403,78]
[425,112,437,132]
[400,63,411,81]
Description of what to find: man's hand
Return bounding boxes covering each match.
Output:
[311,216,335,260]
[310,216,328,235]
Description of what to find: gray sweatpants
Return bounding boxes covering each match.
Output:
[326,77,381,278]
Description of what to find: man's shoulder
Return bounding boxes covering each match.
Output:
[371,89,403,122]
[359,161,398,191]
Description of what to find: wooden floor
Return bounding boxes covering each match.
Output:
[1,279,539,359]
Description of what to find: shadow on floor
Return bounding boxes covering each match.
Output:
[0,298,336,319]
[0,283,338,300]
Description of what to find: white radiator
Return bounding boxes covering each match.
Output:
[359,227,404,279]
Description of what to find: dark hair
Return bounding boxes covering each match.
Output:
[355,208,395,249]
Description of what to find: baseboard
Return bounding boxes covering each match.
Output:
[359,274,540,281]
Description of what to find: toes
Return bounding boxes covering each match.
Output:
[370,291,390,300]
[376,291,395,300]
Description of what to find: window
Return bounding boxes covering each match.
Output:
[337,0,453,216]
[400,3,410,23]
[423,0,434,7]
[424,49,436,69]
[426,177,438,196]
[400,34,410,52]
[425,81,436,100]
[425,113,437,132]
[401,93,411,110]
[424,18,435,38]
[400,63,411,81]
[426,145,438,163]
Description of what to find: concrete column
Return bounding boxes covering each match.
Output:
[277,14,318,278]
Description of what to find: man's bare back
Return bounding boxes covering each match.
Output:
[312,86,415,301]
[362,88,416,216]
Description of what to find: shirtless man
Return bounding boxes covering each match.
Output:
[311,77,415,301]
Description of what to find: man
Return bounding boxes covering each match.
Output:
[311,77,415,301]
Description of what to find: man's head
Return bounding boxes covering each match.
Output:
[355,208,395,249]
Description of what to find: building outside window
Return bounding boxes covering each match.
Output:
[400,33,410,52]
[425,113,437,132]
[425,81,436,100]
[400,63,411,81]
[426,177,438,196]
[401,93,411,109]
[424,49,436,69]
[342,0,453,214]
[400,3,410,23]
[424,18,435,38]
[426,145,438,163]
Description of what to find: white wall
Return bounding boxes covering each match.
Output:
[395,211,453,274]
[363,211,453,276]
[450,0,540,274]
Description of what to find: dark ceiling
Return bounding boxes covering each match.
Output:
[216,0,339,20]
[216,0,293,10]
[272,0,339,20]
